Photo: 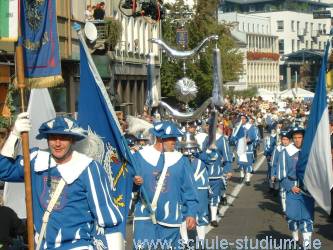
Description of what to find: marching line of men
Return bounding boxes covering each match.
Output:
[128,113,263,249]
[0,111,264,249]
[265,123,315,248]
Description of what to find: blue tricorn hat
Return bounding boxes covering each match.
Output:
[135,132,150,141]
[149,121,183,139]
[36,116,87,141]
[288,126,305,137]
[279,130,291,139]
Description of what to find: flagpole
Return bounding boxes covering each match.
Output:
[16,2,35,249]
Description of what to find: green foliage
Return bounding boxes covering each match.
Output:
[0,83,16,129]
[104,18,122,51]
[160,0,243,104]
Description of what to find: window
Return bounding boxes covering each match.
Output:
[311,41,314,50]
[297,40,300,50]
[297,21,300,33]
[278,39,284,54]
[305,40,308,49]
[277,21,284,31]
[249,5,255,12]
[323,24,327,34]
[292,39,295,52]
[319,41,322,50]
[291,21,295,32]
[305,22,308,33]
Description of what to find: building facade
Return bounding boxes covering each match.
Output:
[0,0,162,116]
[219,0,333,91]
[219,12,280,92]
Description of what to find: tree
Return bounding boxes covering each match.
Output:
[160,0,243,104]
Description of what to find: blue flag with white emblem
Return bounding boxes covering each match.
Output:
[296,41,333,214]
[77,34,134,236]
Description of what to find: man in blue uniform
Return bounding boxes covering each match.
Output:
[264,128,277,192]
[132,121,198,249]
[0,113,124,249]
[278,126,315,248]
[232,114,257,186]
[179,131,210,248]
[202,127,232,227]
[271,130,291,213]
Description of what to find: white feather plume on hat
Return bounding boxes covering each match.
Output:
[126,116,153,138]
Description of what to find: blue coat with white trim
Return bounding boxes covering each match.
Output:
[133,145,198,227]
[0,149,123,250]
[264,135,277,157]
[278,145,315,222]
[270,145,284,179]
[202,134,232,179]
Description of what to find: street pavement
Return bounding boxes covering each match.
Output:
[126,152,333,249]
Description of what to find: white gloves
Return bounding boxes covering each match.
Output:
[12,112,31,137]
[1,112,31,158]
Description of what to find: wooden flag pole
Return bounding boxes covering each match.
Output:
[15,26,35,250]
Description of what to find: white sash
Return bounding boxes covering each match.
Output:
[36,178,66,250]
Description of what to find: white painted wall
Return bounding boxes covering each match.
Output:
[253,11,331,55]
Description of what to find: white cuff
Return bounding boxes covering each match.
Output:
[1,132,20,159]
[106,232,124,250]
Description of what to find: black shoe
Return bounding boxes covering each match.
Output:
[210,220,218,227]
[221,197,228,206]
[245,181,250,186]
[240,177,244,182]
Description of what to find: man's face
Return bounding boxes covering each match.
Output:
[162,137,177,152]
[292,133,304,149]
[138,140,148,147]
[48,134,73,162]
[241,116,247,124]
[187,125,196,133]
[281,137,290,147]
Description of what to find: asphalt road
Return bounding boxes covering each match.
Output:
[126,152,333,249]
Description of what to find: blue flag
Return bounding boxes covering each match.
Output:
[20,0,63,87]
[77,43,132,236]
[76,28,152,237]
[296,41,333,214]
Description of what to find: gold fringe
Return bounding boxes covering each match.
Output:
[14,75,64,89]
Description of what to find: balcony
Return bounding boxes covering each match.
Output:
[87,18,122,53]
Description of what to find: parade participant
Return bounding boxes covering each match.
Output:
[135,132,151,148]
[278,126,315,248]
[249,116,260,163]
[271,130,291,213]
[0,114,124,249]
[232,114,257,186]
[132,121,198,249]
[179,131,210,247]
[264,128,277,192]
[202,120,232,227]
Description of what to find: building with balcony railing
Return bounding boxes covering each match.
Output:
[0,0,162,116]
[219,12,280,92]
[219,0,332,91]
